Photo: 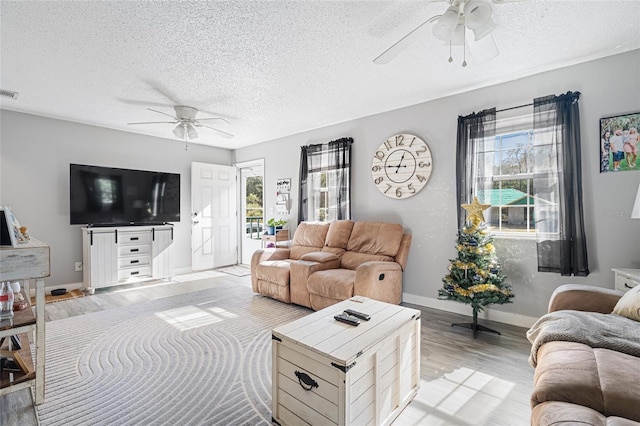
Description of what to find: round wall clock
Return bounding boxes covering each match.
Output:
[371,133,433,199]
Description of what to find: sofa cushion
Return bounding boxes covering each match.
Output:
[341,251,394,271]
[532,401,640,426]
[307,269,356,300]
[289,222,330,259]
[324,220,354,250]
[532,341,640,422]
[255,260,291,285]
[346,222,403,257]
[612,284,640,321]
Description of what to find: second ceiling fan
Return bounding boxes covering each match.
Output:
[373,0,525,66]
[128,105,234,141]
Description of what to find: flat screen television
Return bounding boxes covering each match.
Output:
[70,163,180,226]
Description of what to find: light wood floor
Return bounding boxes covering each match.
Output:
[0,272,534,426]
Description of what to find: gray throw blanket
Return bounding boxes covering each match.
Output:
[527,310,640,367]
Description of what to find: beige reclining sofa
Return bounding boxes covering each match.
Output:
[250,220,411,310]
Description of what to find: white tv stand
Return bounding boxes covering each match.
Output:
[82,225,174,294]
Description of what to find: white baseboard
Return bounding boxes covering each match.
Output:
[402,292,538,329]
[173,267,193,276]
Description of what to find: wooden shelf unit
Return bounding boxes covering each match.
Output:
[0,238,49,404]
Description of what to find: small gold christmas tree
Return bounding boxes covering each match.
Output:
[438,197,514,338]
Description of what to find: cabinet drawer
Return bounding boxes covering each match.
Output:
[118,266,151,281]
[118,255,150,268]
[118,244,150,257]
[616,274,639,291]
[119,232,150,244]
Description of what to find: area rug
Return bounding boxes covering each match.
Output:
[36,283,310,425]
[215,264,252,277]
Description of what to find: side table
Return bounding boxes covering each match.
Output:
[611,268,640,292]
[0,238,49,404]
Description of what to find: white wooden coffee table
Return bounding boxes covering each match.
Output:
[272,297,421,426]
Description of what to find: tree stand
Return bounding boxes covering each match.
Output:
[451,307,501,339]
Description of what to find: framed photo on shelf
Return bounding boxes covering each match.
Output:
[600,111,640,173]
[0,206,19,247]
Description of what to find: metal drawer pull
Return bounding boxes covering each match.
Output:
[130,260,139,264]
[131,271,139,275]
[131,248,139,252]
[625,282,633,289]
[131,237,139,241]
[295,371,318,391]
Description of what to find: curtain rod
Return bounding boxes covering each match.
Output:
[496,102,533,114]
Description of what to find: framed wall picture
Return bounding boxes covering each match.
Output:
[0,206,19,247]
[600,111,640,173]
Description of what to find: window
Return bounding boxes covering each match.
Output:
[458,91,588,275]
[473,114,557,237]
[476,126,535,235]
[298,138,352,223]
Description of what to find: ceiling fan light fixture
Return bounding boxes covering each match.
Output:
[173,124,185,140]
[450,18,466,46]
[186,123,198,140]
[432,5,460,41]
[464,0,493,30]
[472,16,497,41]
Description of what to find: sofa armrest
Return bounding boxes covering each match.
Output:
[354,261,403,305]
[548,284,624,313]
[251,248,291,290]
[300,252,339,263]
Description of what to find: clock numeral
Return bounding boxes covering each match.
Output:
[375,151,385,160]
[416,144,428,156]
[384,184,392,194]
[384,140,392,151]
[409,137,416,147]
[418,161,430,168]
[372,165,381,172]
[416,174,427,183]
[408,183,416,194]
[395,187,403,198]
[395,134,405,146]
[374,176,384,184]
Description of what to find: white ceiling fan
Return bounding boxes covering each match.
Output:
[373,0,526,66]
[128,105,234,140]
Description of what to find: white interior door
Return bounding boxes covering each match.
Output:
[191,162,237,270]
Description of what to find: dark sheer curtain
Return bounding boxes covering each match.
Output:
[298,137,353,223]
[532,91,589,276]
[456,108,496,228]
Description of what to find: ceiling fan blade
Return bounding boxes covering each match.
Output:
[373,15,439,64]
[197,123,234,139]
[467,32,499,63]
[196,117,230,125]
[147,108,178,119]
[127,120,178,125]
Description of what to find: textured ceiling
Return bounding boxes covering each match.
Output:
[1,1,639,149]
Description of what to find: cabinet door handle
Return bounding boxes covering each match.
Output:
[131,248,139,252]
[131,237,139,241]
[130,271,139,275]
[625,282,633,289]
[130,260,139,264]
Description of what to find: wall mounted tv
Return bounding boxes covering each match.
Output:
[70,163,180,226]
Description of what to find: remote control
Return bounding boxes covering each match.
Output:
[343,309,370,321]
[334,313,360,326]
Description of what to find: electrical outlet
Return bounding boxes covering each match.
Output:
[75,261,83,272]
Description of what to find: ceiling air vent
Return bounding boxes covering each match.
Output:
[0,89,19,100]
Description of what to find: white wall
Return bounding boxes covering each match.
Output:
[234,49,640,325]
[0,112,232,286]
